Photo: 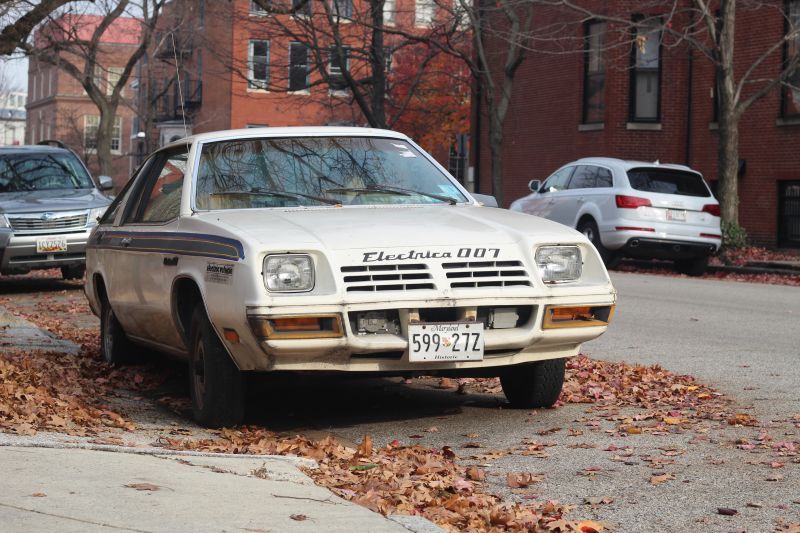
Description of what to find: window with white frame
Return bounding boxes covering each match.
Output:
[248,40,270,90]
[107,67,124,96]
[292,0,311,16]
[333,0,352,19]
[250,0,268,14]
[328,48,349,92]
[383,0,396,24]
[415,0,435,26]
[84,115,122,152]
[289,43,309,91]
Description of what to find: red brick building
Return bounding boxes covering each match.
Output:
[472,2,800,248]
[26,15,140,187]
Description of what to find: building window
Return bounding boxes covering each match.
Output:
[289,43,309,91]
[415,0,435,26]
[84,115,122,152]
[630,18,662,122]
[384,0,396,24]
[250,0,268,14]
[783,1,800,117]
[248,40,270,90]
[292,0,311,17]
[107,67,124,96]
[333,0,352,19]
[328,48,349,92]
[582,21,606,124]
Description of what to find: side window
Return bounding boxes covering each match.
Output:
[541,167,574,192]
[139,152,187,223]
[596,167,613,187]
[567,165,597,189]
[99,158,153,225]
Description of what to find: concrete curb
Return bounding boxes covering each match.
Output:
[620,258,800,277]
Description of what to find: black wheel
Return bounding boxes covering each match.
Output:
[100,297,138,365]
[501,358,566,408]
[578,219,620,269]
[61,265,86,280]
[675,256,709,276]
[189,304,245,428]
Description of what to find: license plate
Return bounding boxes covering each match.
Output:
[36,236,68,253]
[666,209,687,222]
[408,322,484,362]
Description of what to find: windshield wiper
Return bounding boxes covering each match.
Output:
[211,188,340,205]
[325,185,458,205]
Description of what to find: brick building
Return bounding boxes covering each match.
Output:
[0,91,26,146]
[472,2,800,248]
[26,15,139,187]
[137,0,466,167]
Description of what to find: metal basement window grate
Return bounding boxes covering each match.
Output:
[341,263,436,292]
[442,260,532,288]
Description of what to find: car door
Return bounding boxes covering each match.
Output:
[526,166,575,220]
[551,165,598,226]
[108,146,188,348]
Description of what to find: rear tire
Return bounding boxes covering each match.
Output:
[189,304,245,428]
[501,358,566,408]
[61,265,85,280]
[675,256,709,277]
[100,298,138,365]
[578,219,620,269]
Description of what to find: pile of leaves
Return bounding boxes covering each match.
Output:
[712,246,800,267]
[615,262,800,287]
[163,430,602,532]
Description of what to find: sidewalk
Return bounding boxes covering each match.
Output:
[0,445,435,533]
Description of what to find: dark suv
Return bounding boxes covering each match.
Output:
[0,142,112,279]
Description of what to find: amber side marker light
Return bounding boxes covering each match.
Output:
[248,314,344,340]
[542,305,616,329]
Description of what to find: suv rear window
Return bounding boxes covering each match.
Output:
[626,168,710,197]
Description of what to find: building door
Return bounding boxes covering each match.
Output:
[778,181,800,248]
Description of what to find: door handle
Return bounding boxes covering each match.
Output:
[120,237,132,247]
[163,256,179,266]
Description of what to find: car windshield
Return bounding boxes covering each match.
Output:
[0,152,94,192]
[627,168,711,197]
[195,136,468,209]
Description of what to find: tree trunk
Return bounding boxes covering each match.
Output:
[95,105,116,178]
[370,0,386,129]
[488,110,504,207]
[716,105,740,225]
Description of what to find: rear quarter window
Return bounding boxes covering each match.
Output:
[626,168,710,197]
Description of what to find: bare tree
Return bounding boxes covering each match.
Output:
[19,0,166,177]
[0,0,84,56]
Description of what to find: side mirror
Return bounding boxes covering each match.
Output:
[98,175,113,191]
[472,193,498,207]
[528,179,541,193]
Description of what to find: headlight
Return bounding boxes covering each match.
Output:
[535,246,582,283]
[263,254,314,292]
[88,207,107,225]
[0,214,9,229]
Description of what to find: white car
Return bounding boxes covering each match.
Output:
[84,127,616,427]
[510,157,722,276]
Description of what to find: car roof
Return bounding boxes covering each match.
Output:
[161,126,411,150]
[572,157,698,173]
[0,145,74,156]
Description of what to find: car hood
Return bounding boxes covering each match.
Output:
[208,205,581,251]
[0,188,110,214]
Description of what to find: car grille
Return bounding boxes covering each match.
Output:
[8,211,88,234]
[442,260,532,288]
[341,263,436,292]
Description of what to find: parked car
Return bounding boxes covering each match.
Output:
[84,127,616,427]
[0,142,113,279]
[510,157,721,275]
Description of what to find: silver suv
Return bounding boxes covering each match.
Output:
[510,157,721,276]
[0,143,112,279]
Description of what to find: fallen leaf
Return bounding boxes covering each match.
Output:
[290,514,308,521]
[124,483,160,491]
[357,435,372,457]
[578,520,605,533]
[717,507,738,516]
[583,496,614,505]
[466,466,485,481]
[649,473,674,485]
[31,492,47,497]
[506,472,543,488]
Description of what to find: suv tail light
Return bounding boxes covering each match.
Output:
[702,204,721,217]
[615,195,652,209]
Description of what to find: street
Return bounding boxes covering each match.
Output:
[1,271,799,532]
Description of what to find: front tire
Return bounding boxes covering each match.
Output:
[578,219,620,269]
[100,298,138,365]
[189,305,245,428]
[675,256,709,276]
[501,358,566,408]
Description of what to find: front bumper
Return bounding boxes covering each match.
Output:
[232,293,615,373]
[0,228,92,274]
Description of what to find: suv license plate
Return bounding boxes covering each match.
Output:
[408,323,484,362]
[36,237,68,253]
[666,209,687,222]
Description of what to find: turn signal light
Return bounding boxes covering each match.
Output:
[702,204,721,217]
[615,195,652,209]
[542,305,615,329]
[248,314,344,340]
